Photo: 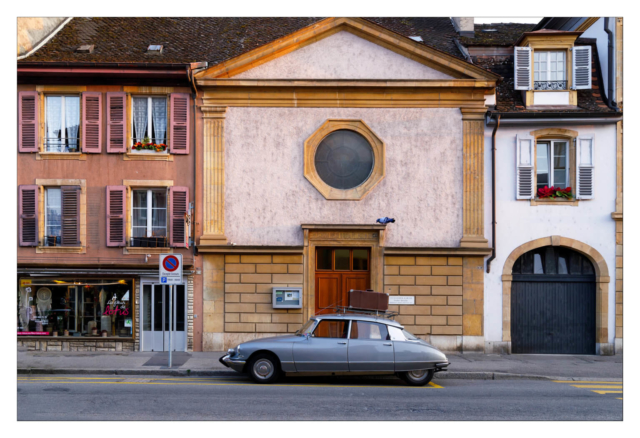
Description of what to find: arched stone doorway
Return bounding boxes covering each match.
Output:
[502,236,611,355]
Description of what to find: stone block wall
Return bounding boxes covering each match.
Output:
[224,254,304,334]
[383,256,464,337]
[615,220,622,344]
[18,338,136,352]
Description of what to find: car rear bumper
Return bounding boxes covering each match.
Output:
[434,362,449,373]
[219,354,246,373]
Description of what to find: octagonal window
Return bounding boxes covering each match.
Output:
[314,130,374,190]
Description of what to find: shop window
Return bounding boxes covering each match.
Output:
[131,188,168,247]
[45,95,81,152]
[132,96,168,148]
[17,279,134,337]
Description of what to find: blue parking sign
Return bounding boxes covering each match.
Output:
[161,277,167,283]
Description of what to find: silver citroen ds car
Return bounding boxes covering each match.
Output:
[220,313,449,385]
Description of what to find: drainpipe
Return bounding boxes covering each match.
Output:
[187,66,198,257]
[604,18,619,110]
[486,113,500,273]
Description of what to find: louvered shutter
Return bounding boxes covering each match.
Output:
[170,93,190,154]
[572,46,592,90]
[106,92,126,153]
[18,91,39,152]
[106,186,126,246]
[19,185,39,246]
[516,134,535,199]
[514,47,532,91]
[61,186,80,246]
[169,186,189,247]
[82,92,102,153]
[576,135,595,199]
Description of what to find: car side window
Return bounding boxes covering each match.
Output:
[349,321,390,340]
[313,320,349,339]
[387,326,406,341]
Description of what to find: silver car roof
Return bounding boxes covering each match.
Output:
[312,313,403,328]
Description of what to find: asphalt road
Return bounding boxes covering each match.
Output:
[17,374,623,421]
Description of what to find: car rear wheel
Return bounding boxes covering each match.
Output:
[399,369,435,386]
[248,353,281,384]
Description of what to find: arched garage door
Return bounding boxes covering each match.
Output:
[511,246,596,354]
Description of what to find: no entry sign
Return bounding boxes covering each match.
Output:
[159,254,183,284]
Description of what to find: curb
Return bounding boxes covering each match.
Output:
[17,368,622,382]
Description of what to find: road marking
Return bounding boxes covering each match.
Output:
[553,380,622,384]
[617,398,623,400]
[571,385,623,389]
[591,390,623,395]
[17,378,442,389]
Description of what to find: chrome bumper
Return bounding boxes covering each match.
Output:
[434,362,450,373]
[219,354,246,373]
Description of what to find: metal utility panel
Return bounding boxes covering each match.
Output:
[272,287,302,309]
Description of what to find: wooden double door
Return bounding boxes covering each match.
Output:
[315,247,370,314]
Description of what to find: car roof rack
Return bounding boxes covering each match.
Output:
[315,306,399,320]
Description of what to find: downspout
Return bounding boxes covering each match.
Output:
[604,18,618,109]
[188,66,198,256]
[486,113,500,273]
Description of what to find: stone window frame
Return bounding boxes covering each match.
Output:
[303,119,385,201]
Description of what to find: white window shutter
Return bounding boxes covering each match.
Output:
[576,135,595,199]
[572,46,592,90]
[516,134,535,199]
[514,47,532,90]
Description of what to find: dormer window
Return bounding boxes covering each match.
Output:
[533,51,566,90]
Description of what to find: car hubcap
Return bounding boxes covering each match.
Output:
[254,359,274,379]
[408,370,427,380]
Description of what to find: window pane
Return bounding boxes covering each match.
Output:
[314,130,374,190]
[151,98,167,144]
[152,209,166,230]
[533,253,544,274]
[334,249,350,270]
[132,98,148,142]
[152,190,166,209]
[553,142,568,188]
[352,249,369,271]
[65,96,80,151]
[350,321,389,340]
[316,248,332,270]
[313,320,348,338]
[558,255,568,274]
[46,96,63,152]
[46,188,62,241]
[133,190,147,208]
[143,285,152,331]
[536,143,550,189]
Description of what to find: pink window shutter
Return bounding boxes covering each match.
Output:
[19,185,39,246]
[61,186,80,246]
[106,92,127,153]
[82,92,102,153]
[18,91,39,152]
[169,186,189,247]
[106,186,127,247]
[170,93,190,154]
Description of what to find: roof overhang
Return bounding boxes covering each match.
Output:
[17,62,198,81]
[515,30,583,47]
[195,17,501,82]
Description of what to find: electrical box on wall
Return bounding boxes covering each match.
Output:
[272,287,302,309]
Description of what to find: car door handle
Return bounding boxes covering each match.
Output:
[383,343,392,346]
[338,341,347,345]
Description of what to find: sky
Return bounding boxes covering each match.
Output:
[474,17,543,24]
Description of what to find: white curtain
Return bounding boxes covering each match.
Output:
[152,98,167,144]
[133,98,148,142]
[46,97,62,152]
[65,97,80,151]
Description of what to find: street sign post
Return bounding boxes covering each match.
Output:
[160,254,182,367]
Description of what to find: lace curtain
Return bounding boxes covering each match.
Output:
[133,98,148,142]
[65,97,80,151]
[46,97,62,152]
[152,98,167,144]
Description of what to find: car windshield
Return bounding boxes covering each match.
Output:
[402,329,419,341]
[295,319,316,335]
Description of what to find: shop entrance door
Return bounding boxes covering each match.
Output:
[315,247,370,315]
[141,283,186,352]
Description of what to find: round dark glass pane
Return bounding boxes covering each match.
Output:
[314,130,374,190]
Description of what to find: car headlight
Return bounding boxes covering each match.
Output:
[227,348,236,355]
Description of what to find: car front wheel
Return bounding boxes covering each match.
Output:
[248,353,281,384]
[399,369,435,386]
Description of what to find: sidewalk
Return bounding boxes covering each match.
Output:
[17,349,622,381]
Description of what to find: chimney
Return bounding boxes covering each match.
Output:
[452,17,475,38]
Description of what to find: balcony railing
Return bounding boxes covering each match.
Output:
[534,81,568,91]
[130,236,168,248]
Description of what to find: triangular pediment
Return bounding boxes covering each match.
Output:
[196,17,500,81]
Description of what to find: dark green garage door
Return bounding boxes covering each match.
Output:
[511,246,596,355]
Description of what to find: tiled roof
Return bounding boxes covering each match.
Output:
[460,23,536,47]
[20,17,466,65]
[479,39,617,114]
